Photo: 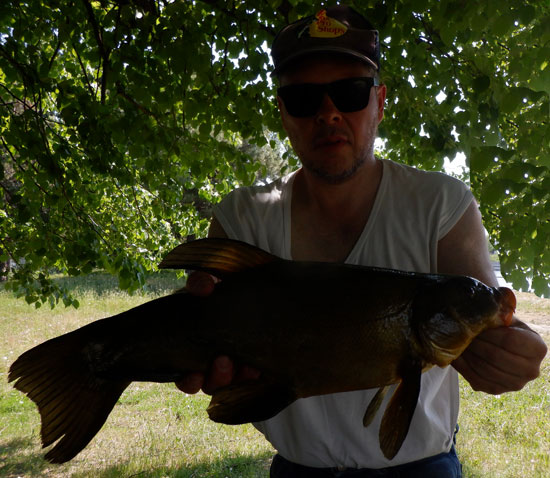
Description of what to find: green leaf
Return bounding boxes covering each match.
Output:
[439,24,455,47]
[490,11,515,37]
[518,5,536,26]
[470,148,494,174]
[481,181,507,204]
[529,66,550,95]
[472,75,490,93]
[199,122,211,139]
[532,275,550,298]
[500,88,524,114]
[509,269,530,292]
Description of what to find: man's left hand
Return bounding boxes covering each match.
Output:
[453,318,547,394]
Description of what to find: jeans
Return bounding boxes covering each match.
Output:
[269,446,462,478]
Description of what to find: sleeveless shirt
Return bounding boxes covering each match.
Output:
[213,159,474,469]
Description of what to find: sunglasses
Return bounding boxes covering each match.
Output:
[277,77,379,118]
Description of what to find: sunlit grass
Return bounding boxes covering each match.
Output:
[458,358,550,477]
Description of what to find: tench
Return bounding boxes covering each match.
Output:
[9,238,516,464]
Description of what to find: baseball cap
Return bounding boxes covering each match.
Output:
[271,5,380,76]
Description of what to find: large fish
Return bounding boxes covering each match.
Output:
[9,238,516,464]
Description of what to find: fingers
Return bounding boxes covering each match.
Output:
[202,356,235,395]
[453,345,529,395]
[174,356,234,395]
[179,275,255,396]
[476,325,547,366]
[185,271,217,297]
[235,364,262,382]
[175,372,204,394]
[175,357,262,396]
[453,325,547,394]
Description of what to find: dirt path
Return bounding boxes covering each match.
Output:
[515,291,550,337]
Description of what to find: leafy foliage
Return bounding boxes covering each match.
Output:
[0,0,549,306]
[372,1,550,296]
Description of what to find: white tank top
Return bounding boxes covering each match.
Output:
[213,159,474,469]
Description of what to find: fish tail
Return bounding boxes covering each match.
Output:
[8,330,130,463]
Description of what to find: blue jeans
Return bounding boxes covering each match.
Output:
[270,446,462,478]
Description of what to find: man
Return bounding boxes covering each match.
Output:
[177,6,547,477]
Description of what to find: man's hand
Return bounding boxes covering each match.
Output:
[175,355,236,394]
[453,318,547,395]
[174,271,260,395]
[184,269,217,297]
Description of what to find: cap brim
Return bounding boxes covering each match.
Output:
[272,46,379,76]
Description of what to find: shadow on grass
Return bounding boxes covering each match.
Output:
[0,437,51,478]
[80,452,273,478]
[0,441,273,478]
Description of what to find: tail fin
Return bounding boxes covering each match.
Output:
[8,330,130,463]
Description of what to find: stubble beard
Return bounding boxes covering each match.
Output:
[301,121,379,185]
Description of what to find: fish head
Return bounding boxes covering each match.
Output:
[411,276,516,367]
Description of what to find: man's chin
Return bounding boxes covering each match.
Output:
[304,158,366,185]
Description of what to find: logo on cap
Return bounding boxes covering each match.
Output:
[308,9,348,38]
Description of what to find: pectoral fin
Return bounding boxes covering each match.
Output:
[379,361,422,460]
[363,386,390,427]
[207,379,296,424]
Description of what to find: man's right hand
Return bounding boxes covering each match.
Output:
[183,269,217,297]
[175,355,237,394]
[174,271,260,395]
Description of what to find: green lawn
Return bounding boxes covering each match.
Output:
[1,274,548,477]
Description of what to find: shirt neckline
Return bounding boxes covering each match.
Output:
[283,160,388,263]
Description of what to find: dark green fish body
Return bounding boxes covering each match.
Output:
[9,239,516,464]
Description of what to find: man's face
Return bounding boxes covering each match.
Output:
[277,56,386,184]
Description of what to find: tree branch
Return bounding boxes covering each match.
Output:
[70,39,95,97]
[81,0,109,103]
[48,38,62,72]
[0,137,51,197]
[116,82,159,119]
[0,45,35,87]
[417,16,475,79]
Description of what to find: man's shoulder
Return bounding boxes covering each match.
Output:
[384,159,460,182]
[383,159,468,192]
[223,170,296,204]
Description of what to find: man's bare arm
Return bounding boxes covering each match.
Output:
[438,200,547,394]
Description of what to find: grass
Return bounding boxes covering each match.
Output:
[1,274,549,477]
[458,371,550,478]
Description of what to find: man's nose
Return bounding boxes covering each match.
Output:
[315,93,342,124]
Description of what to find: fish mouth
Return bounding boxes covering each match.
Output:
[496,287,516,326]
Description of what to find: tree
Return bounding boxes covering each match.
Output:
[0,0,549,307]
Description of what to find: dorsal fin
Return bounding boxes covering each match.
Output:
[158,238,279,279]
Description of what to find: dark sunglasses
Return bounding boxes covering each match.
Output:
[277,77,379,118]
